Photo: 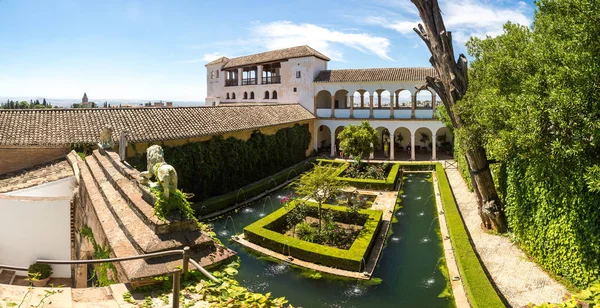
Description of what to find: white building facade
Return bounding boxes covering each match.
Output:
[205,45,452,161]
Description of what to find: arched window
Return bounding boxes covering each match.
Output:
[210,71,214,79]
[264,91,270,99]
[272,90,278,99]
[250,92,255,99]
[243,92,248,99]
[226,93,230,99]
[231,92,236,99]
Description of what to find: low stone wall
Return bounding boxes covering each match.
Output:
[0,147,69,175]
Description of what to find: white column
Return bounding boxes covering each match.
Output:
[411,93,416,119]
[349,95,354,118]
[330,95,335,118]
[313,126,319,153]
[390,93,394,118]
[330,130,336,157]
[257,65,263,85]
[410,134,416,161]
[369,95,374,118]
[432,134,437,160]
[390,134,395,160]
[237,68,243,86]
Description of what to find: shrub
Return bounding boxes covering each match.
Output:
[28,263,53,280]
[296,221,318,242]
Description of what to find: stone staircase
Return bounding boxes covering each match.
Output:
[75,148,235,283]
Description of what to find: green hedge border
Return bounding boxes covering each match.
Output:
[244,200,382,272]
[317,159,401,190]
[196,158,315,215]
[434,163,505,308]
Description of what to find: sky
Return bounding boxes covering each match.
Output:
[0,0,533,103]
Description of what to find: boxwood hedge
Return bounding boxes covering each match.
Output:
[244,201,382,272]
[316,159,401,190]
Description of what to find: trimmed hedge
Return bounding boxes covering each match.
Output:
[435,164,504,308]
[244,201,382,272]
[196,158,315,215]
[316,159,401,190]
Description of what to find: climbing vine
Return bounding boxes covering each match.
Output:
[128,124,311,201]
[80,225,118,287]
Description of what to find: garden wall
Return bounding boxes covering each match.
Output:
[127,124,311,204]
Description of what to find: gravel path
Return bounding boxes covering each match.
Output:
[444,164,567,307]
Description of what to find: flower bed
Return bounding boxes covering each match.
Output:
[317,159,401,190]
[243,200,382,272]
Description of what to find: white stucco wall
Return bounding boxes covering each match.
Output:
[0,178,74,277]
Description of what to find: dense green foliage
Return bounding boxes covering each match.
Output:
[459,0,600,287]
[435,164,505,307]
[1,98,53,109]
[320,159,401,190]
[27,263,53,280]
[338,121,379,158]
[198,158,315,215]
[150,186,195,221]
[129,124,311,202]
[244,200,382,272]
[530,283,600,308]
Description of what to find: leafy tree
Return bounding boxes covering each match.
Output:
[337,121,379,159]
[457,0,600,286]
[290,164,346,231]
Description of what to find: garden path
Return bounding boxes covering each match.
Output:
[444,164,567,307]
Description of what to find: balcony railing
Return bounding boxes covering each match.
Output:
[242,78,257,85]
[262,75,281,84]
[225,79,238,87]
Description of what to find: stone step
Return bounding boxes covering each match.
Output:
[77,156,170,281]
[85,155,213,255]
[92,149,196,234]
[0,269,15,284]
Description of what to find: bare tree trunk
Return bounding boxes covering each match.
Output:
[411,0,507,232]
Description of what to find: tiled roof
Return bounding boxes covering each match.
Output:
[220,45,330,69]
[205,56,230,66]
[0,159,74,193]
[314,67,437,83]
[0,104,315,147]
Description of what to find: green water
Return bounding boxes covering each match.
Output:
[210,173,452,307]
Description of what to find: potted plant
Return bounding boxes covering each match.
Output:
[28,263,53,287]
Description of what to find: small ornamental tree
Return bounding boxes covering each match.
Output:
[338,121,379,159]
[291,164,346,231]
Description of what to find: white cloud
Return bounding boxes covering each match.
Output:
[252,21,392,61]
[371,0,532,43]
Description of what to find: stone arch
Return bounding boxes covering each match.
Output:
[435,126,453,157]
[375,126,391,152]
[316,90,332,108]
[231,92,236,100]
[264,91,270,99]
[272,90,278,99]
[395,89,412,108]
[415,127,433,152]
[250,91,255,99]
[243,92,248,100]
[226,93,230,99]
[393,127,411,159]
[316,124,332,154]
[377,90,391,108]
[416,89,433,108]
[334,89,349,109]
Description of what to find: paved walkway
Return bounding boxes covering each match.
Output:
[444,165,567,307]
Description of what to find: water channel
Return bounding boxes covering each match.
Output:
[209,173,453,307]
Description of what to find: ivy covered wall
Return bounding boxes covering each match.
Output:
[128,124,311,201]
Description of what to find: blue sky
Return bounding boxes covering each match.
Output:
[0,0,533,102]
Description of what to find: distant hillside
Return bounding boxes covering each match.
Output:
[0,97,205,108]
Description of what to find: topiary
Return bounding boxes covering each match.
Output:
[28,263,53,280]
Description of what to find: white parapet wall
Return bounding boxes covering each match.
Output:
[0,177,74,278]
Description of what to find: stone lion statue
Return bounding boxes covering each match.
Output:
[139,145,178,198]
[99,125,114,149]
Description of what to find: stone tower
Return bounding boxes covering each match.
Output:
[82,93,88,103]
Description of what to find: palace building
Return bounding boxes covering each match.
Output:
[205,45,452,161]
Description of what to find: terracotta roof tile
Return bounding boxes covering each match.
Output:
[205,56,230,66]
[0,104,314,147]
[0,159,74,193]
[314,67,437,83]
[220,45,330,69]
